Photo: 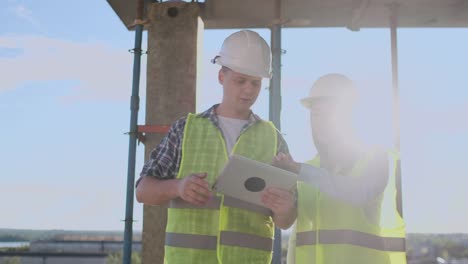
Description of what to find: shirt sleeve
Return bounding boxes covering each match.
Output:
[298,149,389,206]
[136,117,186,185]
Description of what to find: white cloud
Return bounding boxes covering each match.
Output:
[0,35,144,101]
[8,2,41,30]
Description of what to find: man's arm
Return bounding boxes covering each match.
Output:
[273,149,389,207]
[135,117,184,205]
[136,177,180,205]
[298,149,389,206]
[265,132,296,229]
[136,173,212,206]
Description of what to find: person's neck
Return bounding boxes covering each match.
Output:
[216,104,250,120]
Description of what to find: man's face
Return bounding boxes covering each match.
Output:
[309,98,352,149]
[219,68,262,114]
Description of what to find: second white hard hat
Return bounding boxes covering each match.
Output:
[212,30,272,79]
[301,73,358,109]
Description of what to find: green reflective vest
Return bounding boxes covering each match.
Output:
[165,113,278,264]
[292,149,407,264]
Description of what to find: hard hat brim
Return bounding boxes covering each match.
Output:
[300,97,314,109]
[213,57,272,79]
[300,96,356,109]
[300,96,336,109]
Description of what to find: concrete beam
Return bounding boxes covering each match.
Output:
[107,0,468,30]
[142,2,203,264]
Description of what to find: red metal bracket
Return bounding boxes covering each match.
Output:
[137,125,171,134]
[136,125,171,144]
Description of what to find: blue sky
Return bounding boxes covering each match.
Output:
[1,0,468,233]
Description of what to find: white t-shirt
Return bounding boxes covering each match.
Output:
[218,116,249,154]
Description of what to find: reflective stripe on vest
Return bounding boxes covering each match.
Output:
[166,233,217,250]
[296,230,405,252]
[220,231,273,251]
[169,196,272,216]
[165,231,273,251]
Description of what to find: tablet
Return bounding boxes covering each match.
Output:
[213,154,297,206]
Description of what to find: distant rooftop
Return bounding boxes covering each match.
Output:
[51,233,141,242]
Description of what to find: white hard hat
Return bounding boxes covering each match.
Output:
[301,73,357,109]
[212,30,272,79]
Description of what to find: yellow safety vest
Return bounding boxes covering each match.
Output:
[164,113,278,264]
[293,150,407,264]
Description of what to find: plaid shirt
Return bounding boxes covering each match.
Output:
[138,104,289,181]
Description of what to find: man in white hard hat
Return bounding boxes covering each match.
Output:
[273,74,407,264]
[136,30,296,264]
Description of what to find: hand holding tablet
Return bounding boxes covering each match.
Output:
[213,154,298,206]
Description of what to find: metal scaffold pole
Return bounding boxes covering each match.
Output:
[123,0,145,263]
[390,4,404,218]
[270,0,283,263]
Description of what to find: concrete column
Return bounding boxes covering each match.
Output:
[142,2,203,264]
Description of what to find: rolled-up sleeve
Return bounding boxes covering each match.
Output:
[136,117,186,186]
